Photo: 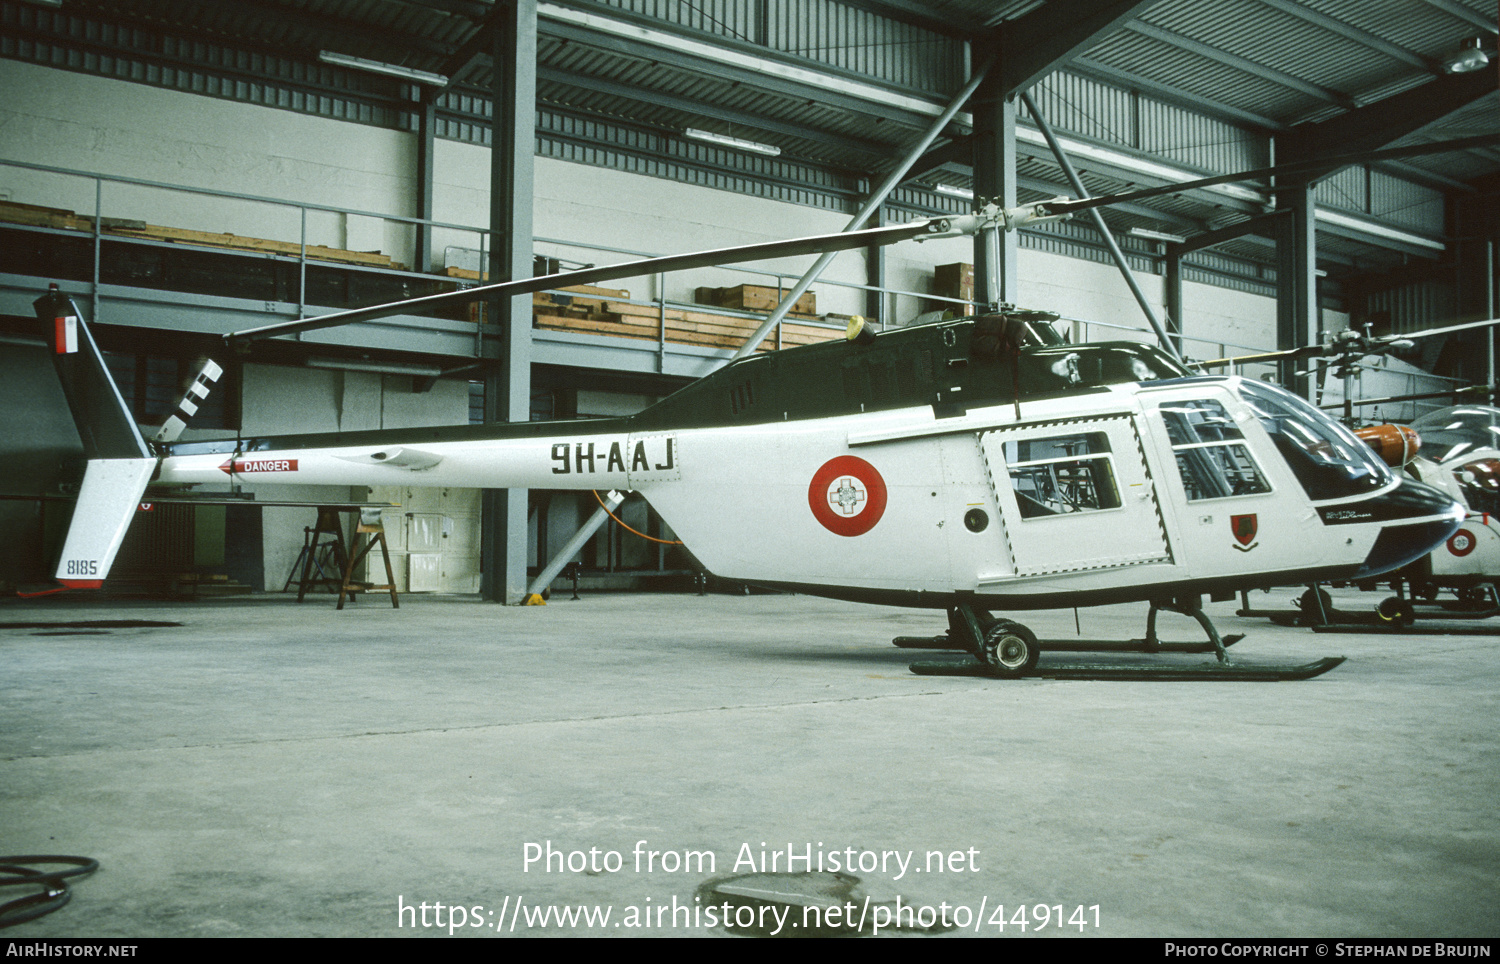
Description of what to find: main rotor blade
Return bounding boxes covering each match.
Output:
[1198,344,1324,369]
[1380,316,1500,344]
[1040,134,1500,218]
[226,218,950,346]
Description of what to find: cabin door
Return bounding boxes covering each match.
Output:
[979,413,1172,577]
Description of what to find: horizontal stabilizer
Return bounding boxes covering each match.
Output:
[55,458,156,588]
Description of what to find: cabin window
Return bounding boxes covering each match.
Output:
[1237,382,1392,500]
[1003,432,1122,518]
[1159,399,1271,500]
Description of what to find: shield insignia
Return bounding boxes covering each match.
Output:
[1231,514,1258,548]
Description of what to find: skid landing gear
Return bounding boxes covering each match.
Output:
[1240,582,1500,633]
[900,598,1345,681]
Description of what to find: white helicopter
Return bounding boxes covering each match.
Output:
[36,183,1471,681]
[1206,316,1500,628]
[1327,405,1500,626]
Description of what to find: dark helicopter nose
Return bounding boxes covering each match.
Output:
[1348,478,1466,578]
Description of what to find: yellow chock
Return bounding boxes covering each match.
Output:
[523,593,547,606]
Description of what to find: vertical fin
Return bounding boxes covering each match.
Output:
[32,287,157,587]
[33,286,151,461]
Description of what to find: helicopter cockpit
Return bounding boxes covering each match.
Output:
[1236,381,1394,501]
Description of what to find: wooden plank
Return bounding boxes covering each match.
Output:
[445,266,630,299]
[106,223,401,268]
[0,199,96,231]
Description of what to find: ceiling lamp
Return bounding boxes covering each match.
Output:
[934,183,974,200]
[319,51,449,86]
[1444,37,1490,74]
[683,129,781,156]
[1127,227,1186,244]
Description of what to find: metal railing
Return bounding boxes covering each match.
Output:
[1,156,1279,369]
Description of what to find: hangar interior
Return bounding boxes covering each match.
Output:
[0,0,1497,602]
[4,0,1500,941]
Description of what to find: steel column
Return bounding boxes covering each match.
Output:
[972,64,1017,308]
[1277,183,1319,400]
[415,94,437,275]
[481,0,538,604]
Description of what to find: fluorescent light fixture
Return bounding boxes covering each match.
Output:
[934,183,975,200]
[1315,208,1445,252]
[319,51,449,86]
[306,358,443,377]
[1445,37,1491,73]
[684,129,781,156]
[1127,227,1186,244]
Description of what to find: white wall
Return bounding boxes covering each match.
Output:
[1,57,1292,344]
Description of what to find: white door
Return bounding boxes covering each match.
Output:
[979,414,1172,577]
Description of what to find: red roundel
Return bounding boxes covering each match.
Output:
[808,456,887,537]
[1447,529,1477,557]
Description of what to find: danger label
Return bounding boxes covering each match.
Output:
[221,458,299,475]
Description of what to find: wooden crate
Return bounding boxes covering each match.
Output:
[695,284,816,316]
[931,261,975,316]
[529,300,844,353]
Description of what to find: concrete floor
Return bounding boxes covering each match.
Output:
[2,588,1496,938]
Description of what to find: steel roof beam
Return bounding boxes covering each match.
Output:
[1070,58,1284,130]
[534,67,895,159]
[1255,0,1438,74]
[394,0,494,21]
[1125,21,1356,110]
[994,0,1160,98]
[1416,0,1500,34]
[820,0,980,40]
[536,9,942,130]
[65,0,454,61]
[1277,71,1499,177]
[437,20,495,85]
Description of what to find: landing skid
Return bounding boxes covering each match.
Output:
[904,598,1343,682]
[895,634,1244,654]
[1240,584,1500,633]
[909,656,1346,681]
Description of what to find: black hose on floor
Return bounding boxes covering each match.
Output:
[0,856,98,928]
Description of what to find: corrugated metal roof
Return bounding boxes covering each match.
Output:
[2,0,1495,282]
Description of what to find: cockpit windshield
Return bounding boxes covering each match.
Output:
[1409,406,1500,465]
[1237,381,1393,501]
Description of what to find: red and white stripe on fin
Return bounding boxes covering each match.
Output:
[54,314,79,354]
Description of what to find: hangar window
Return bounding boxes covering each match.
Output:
[1003,432,1122,518]
[1159,399,1270,501]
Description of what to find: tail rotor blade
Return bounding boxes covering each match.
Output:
[154,359,225,443]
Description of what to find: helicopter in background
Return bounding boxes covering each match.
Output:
[1359,406,1500,622]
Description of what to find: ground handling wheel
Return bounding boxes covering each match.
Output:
[982,620,1040,679]
[1297,587,1333,625]
[1376,596,1416,627]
